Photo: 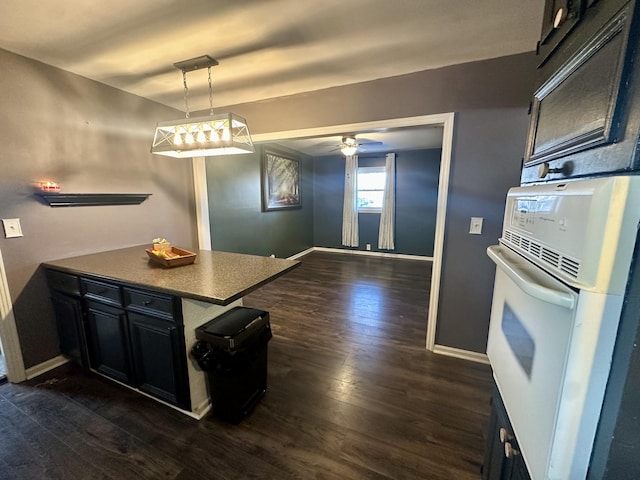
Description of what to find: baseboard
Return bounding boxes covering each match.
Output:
[25,355,69,380]
[299,246,433,261]
[191,397,213,420]
[91,367,210,420]
[287,247,315,260]
[432,344,490,365]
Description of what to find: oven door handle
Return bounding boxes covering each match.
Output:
[487,245,576,310]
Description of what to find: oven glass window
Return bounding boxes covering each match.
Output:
[502,303,535,378]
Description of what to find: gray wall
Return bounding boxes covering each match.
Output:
[215,52,535,354]
[313,149,441,256]
[1,48,534,373]
[434,108,530,352]
[0,49,196,368]
[206,144,314,258]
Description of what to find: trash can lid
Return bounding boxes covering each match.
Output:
[199,307,267,338]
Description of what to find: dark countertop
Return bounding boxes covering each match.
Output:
[42,245,300,305]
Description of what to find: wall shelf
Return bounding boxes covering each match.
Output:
[37,193,151,207]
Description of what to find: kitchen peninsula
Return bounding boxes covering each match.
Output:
[42,245,300,418]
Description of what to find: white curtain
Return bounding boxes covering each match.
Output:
[378,152,395,250]
[342,154,359,247]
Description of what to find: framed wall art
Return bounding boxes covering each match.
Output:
[261,150,301,211]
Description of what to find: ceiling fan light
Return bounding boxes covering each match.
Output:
[341,145,358,156]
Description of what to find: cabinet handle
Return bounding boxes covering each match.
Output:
[538,162,565,178]
[143,300,152,306]
[499,427,513,443]
[504,442,520,459]
[553,7,567,28]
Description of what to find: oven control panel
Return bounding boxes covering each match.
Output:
[509,194,590,253]
[500,176,640,293]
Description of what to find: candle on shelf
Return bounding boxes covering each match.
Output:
[40,181,61,192]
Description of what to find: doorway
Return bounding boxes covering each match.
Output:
[193,113,454,352]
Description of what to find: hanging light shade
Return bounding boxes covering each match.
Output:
[151,56,254,158]
[152,112,253,157]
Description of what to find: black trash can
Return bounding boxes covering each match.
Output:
[191,307,271,423]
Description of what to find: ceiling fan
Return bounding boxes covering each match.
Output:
[335,135,382,156]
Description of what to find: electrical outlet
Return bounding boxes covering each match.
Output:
[469,217,483,235]
[2,218,23,238]
[366,244,371,251]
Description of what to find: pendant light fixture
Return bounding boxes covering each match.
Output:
[151,55,254,158]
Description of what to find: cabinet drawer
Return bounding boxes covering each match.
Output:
[123,288,176,320]
[46,269,80,295]
[82,278,122,306]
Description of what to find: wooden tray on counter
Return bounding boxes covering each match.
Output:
[145,247,197,268]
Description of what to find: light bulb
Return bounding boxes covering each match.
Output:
[221,126,231,142]
[185,131,195,144]
[210,128,220,142]
[341,146,357,156]
[196,126,206,143]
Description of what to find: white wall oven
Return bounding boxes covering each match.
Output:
[486,176,640,479]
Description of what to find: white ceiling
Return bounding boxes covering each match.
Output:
[0,0,544,155]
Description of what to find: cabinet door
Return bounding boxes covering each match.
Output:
[510,455,532,480]
[86,302,133,385]
[50,291,88,368]
[522,2,639,183]
[527,6,631,167]
[127,312,189,409]
[539,0,583,63]
[482,390,531,480]
[482,396,506,480]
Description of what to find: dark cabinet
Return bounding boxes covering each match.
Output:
[521,0,640,183]
[482,388,531,480]
[46,270,88,369]
[50,291,88,368]
[86,300,134,385]
[46,268,190,410]
[128,312,189,408]
[538,0,584,65]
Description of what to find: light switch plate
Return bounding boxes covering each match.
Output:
[469,217,483,235]
[2,218,23,238]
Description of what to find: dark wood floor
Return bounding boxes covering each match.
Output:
[0,251,492,479]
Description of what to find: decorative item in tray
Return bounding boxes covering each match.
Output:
[146,238,196,268]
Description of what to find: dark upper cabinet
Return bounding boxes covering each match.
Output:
[527,7,630,165]
[521,0,640,183]
[538,0,584,65]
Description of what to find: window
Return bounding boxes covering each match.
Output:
[357,166,386,213]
